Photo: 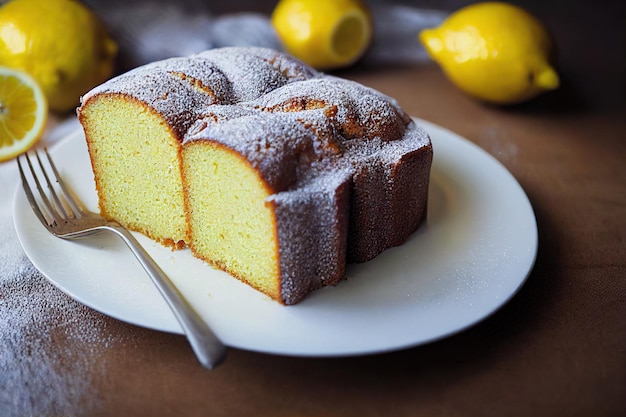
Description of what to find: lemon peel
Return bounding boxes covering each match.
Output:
[272,0,372,70]
[0,0,117,113]
[419,2,559,104]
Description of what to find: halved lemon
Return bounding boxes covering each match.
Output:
[271,0,372,70]
[0,66,47,162]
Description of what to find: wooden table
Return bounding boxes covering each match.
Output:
[2,1,624,416]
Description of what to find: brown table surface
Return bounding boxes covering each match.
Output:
[2,1,625,416]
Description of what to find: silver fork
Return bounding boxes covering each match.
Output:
[17,148,227,369]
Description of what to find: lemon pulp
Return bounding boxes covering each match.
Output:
[0,66,47,161]
[331,12,368,59]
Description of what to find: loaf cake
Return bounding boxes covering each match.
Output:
[78,47,432,305]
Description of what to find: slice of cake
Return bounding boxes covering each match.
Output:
[78,47,315,248]
[78,47,433,305]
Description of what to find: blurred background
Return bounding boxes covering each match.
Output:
[79,0,624,113]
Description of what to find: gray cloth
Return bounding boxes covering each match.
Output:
[94,3,446,69]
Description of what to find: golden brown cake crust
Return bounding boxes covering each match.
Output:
[78,47,433,305]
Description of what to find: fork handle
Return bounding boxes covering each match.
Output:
[104,225,227,369]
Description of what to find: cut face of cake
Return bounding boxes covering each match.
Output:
[183,110,353,304]
[182,139,282,300]
[78,94,189,248]
[78,47,433,305]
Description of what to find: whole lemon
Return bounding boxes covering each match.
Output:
[272,0,372,70]
[419,2,559,104]
[0,0,117,112]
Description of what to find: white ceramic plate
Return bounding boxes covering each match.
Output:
[13,118,537,357]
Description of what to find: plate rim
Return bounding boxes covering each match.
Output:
[13,117,538,357]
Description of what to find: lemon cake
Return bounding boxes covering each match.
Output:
[78,47,432,305]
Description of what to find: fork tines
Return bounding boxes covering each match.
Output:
[17,149,83,230]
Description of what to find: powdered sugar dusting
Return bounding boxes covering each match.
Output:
[252,76,412,141]
[79,47,432,304]
[196,48,315,102]
[79,47,321,139]
[0,222,129,416]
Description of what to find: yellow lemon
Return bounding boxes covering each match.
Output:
[419,2,559,104]
[271,0,372,70]
[0,66,47,162]
[0,0,117,113]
